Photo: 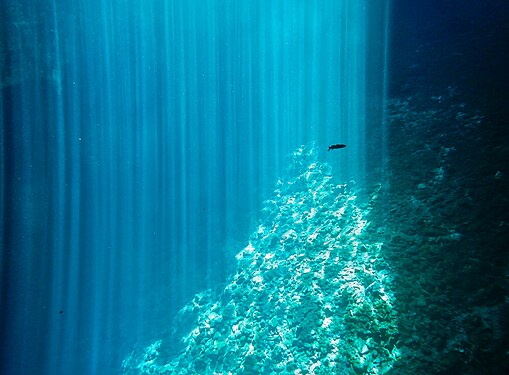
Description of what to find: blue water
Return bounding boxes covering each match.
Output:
[3,0,508,374]
[0,1,388,373]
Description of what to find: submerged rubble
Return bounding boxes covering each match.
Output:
[122,93,508,375]
[123,145,399,374]
[374,93,509,374]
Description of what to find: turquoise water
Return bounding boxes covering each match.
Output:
[4,0,508,374]
[1,2,388,373]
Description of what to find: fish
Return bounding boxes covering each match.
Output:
[328,144,346,151]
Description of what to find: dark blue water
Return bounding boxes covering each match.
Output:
[2,0,508,374]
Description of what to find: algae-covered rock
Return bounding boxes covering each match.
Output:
[123,145,399,375]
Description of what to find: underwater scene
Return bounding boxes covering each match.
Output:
[1,0,508,374]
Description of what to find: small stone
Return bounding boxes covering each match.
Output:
[415,296,427,307]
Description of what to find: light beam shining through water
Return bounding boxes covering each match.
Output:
[1,1,390,374]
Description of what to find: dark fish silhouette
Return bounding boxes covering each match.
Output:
[328,144,346,151]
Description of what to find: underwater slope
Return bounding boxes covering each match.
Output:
[123,145,399,375]
[378,93,509,374]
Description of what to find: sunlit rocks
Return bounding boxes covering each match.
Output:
[123,145,399,374]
